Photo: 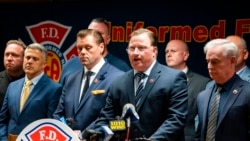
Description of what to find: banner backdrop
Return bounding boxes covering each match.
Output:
[0,3,249,81]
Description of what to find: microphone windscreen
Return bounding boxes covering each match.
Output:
[121,103,139,121]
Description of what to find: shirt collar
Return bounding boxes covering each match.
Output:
[24,72,44,86]
[84,58,105,75]
[134,60,156,77]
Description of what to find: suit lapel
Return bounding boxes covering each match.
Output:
[186,70,192,86]
[21,75,47,112]
[74,69,85,113]
[136,63,160,111]
[77,63,108,111]
[201,87,214,132]
[15,79,25,115]
[217,79,242,128]
[126,71,135,105]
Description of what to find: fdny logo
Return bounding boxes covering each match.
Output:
[17,119,80,141]
[26,21,71,82]
[24,123,71,140]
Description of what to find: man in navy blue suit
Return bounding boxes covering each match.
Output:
[86,28,188,141]
[53,29,124,134]
[0,43,62,140]
[196,38,250,141]
[59,17,130,85]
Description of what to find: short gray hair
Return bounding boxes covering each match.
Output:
[26,43,48,61]
[204,38,238,58]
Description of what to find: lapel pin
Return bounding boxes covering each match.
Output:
[94,79,98,83]
[149,79,154,83]
[233,89,238,94]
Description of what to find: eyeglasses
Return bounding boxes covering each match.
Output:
[126,46,152,53]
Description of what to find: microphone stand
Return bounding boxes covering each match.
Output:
[125,117,131,141]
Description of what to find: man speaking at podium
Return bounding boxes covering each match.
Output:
[86,28,188,141]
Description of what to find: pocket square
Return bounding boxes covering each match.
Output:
[91,90,106,95]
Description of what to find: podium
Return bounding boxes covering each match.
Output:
[16,118,80,141]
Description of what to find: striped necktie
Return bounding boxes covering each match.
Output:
[206,87,222,141]
[135,73,146,107]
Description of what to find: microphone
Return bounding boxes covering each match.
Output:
[82,127,113,141]
[120,103,139,141]
[57,116,75,128]
[82,129,103,140]
[121,103,140,122]
[66,118,75,128]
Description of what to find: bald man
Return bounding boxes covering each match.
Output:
[165,39,210,141]
[226,35,250,82]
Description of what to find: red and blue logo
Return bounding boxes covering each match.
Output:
[26,20,73,82]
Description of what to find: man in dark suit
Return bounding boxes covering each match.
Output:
[53,29,124,134]
[0,43,62,140]
[165,39,210,141]
[0,40,26,109]
[59,17,130,85]
[86,28,188,141]
[196,38,250,141]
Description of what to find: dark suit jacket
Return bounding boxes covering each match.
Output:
[0,74,62,140]
[53,62,124,131]
[185,70,210,141]
[0,70,24,109]
[196,74,250,141]
[92,62,188,141]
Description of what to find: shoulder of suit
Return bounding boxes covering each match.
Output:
[188,70,210,79]
[104,62,126,72]
[0,70,7,77]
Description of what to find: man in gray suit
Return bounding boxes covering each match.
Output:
[165,39,210,141]
[226,35,250,82]
[86,28,188,141]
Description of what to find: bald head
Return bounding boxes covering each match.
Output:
[226,35,248,72]
[165,40,189,70]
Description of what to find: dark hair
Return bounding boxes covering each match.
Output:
[90,17,109,27]
[129,28,158,47]
[77,29,104,45]
[6,39,26,50]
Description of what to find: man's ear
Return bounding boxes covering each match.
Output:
[184,52,190,61]
[243,49,249,60]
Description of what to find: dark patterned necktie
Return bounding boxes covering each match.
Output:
[135,73,146,107]
[206,87,222,141]
[80,71,93,102]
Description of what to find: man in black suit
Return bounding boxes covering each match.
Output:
[86,28,188,141]
[0,40,26,108]
[165,39,210,141]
